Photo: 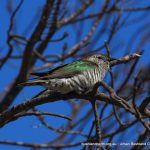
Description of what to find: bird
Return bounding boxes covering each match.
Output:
[19,54,114,94]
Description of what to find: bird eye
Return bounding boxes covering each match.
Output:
[97,56,102,59]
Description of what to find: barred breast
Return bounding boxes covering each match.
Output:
[46,67,105,94]
[66,67,102,94]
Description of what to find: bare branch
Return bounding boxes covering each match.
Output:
[110,52,142,67]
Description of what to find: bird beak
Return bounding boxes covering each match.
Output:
[109,58,116,61]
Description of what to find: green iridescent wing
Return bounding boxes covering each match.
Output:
[32,60,98,79]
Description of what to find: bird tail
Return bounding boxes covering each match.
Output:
[18,80,45,87]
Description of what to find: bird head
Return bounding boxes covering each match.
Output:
[84,54,116,69]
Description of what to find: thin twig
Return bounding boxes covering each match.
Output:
[90,100,101,150]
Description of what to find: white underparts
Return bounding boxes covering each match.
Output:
[45,68,106,94]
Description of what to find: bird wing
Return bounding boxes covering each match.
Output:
[31,60,98,79]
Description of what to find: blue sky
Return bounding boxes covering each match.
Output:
[0,0,150,150]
